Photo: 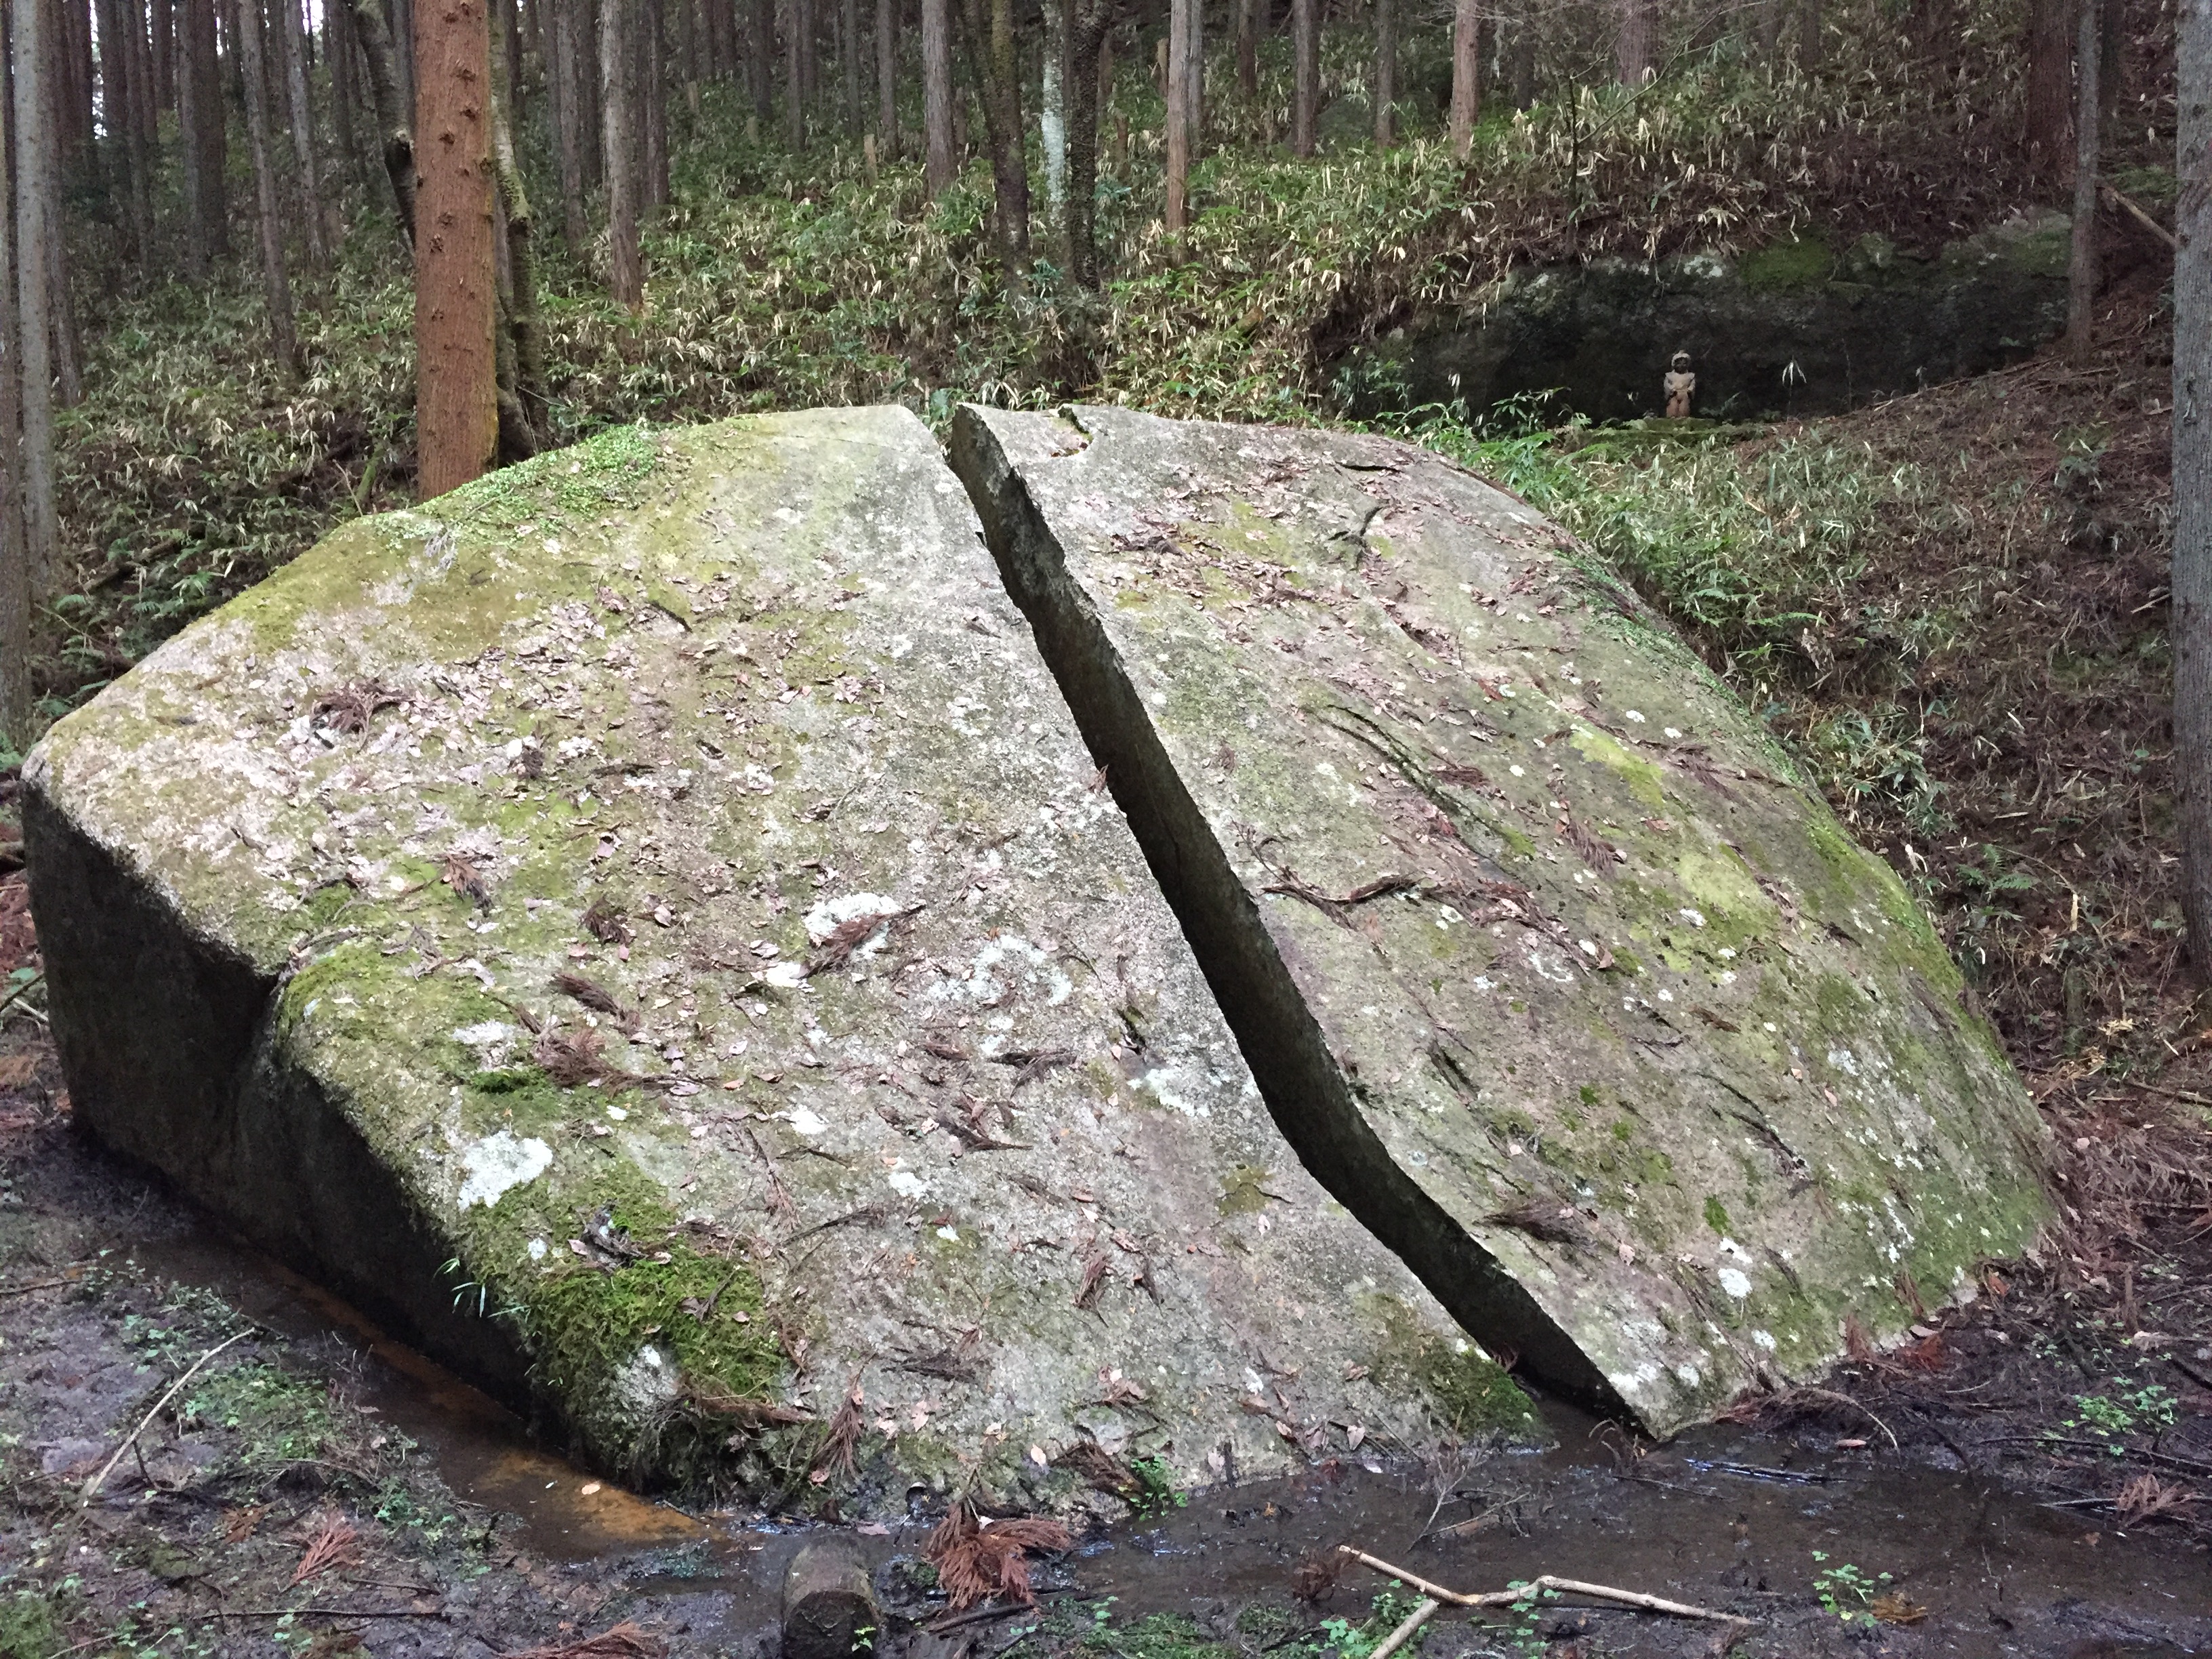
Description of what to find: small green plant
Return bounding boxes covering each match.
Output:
[1811,1552,1891,1626]
[1504,1582,1559,1659]
[1128,1455,1187,1518]
[2053,1384,2179,1452]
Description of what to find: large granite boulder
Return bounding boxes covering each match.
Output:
[23,409,1532,1502]
[950,403,2048,1435]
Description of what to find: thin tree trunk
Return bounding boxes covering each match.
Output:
[1614,0,1654,83]
[2026,0,2072,167]
[2176,0,2212,972]
[150,0,171,106]
[391,0,414,108]
[1289,0,1313,153]
[602,0,642,305]
[1041,0,1065,211]
[415,0,497,495]
[177,0,209,274]
[45,190,81,410]
[785,0,804,142]
[14,0,57,598]
[491,53,547,454]
[1509,3,1532,105]
[1795,0,1819,65]
[874,0,893,152]
[1372,0,1391,143]
[61,0,99,173]
[186,0,226,251]
[1065,0,1107,285]
[2100,0,2125,122]
[1183,0,1199,153]
[550,0,588,249]
[1165,0,1187,241]
[840,0,859,131]
[922,0,951,190]
[2068,0,2100,359]
[351,0,417,240]
[749,0,771,120]
[502,0,523,112]
[957,0,1025,274]
[279,0,328,268]
[644,0,668,206]
[0,62,25,750]
[95,0,155,260]
[329,0,363,189]
[1448,0,1477,157]
[1234,0,1254,96]
[234,0,301,375]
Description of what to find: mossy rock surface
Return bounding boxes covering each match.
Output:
[952,403,2049,1435]
[22,407,1532,1505]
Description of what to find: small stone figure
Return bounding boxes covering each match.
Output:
[1663,351,1696,418]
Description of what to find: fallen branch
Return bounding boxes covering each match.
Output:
[2101,182,2178,249]
[1369,1598,1439,1659]
[1336,1547,1743,1624]
[81,1329,252,1503]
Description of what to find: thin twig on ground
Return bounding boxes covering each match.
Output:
[81,1328,251,1503]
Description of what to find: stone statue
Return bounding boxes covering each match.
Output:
[1664,350,1696,417]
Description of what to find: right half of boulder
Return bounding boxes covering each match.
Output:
[951,403,2050,1436]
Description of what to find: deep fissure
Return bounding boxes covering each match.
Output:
[945,405,1624,1418]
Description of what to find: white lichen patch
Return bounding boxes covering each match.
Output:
[451,1020,518,1067]
[456,1130,554,1209]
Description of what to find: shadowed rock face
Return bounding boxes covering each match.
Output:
[949,403,2048,1435]
[1342,216,2072,423]
[23,407,1530,1503]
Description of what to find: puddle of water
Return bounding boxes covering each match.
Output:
[131,1225,2212,1658]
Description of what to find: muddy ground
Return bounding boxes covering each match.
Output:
[5,274,2212,1655]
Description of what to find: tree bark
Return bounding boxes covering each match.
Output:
[749,0,771,120]
[644,0,668,206]
[1614,0,1654,83]
[1289,0,1313,153]
[233,0,301,376]
[1448,0,1477,157]
[840,0,859,131]
[2068,0,2100,360]
[1165,0,1187,240]
[95,0,155,260]
[351,0,417,241]
[2100,0,2125,122]
[601,0,642,306]
[278,0,329,268]
[785,0,805,143]
[60,0,99,173]
[14,0,57,597]
[1794,0,1819,66]
[2176,0,2212,972]
[1234,0,1254,97]
[1182,0,1199,155]
[415,0,497,495]
[922,0,951,190]
[491,56,548,454]
[957,0,1027,275]
[1507,3,1532,106]
[177,0,212,274]
[150,0,171,106]
[1041,0,1066,211]
[329,0,363,190]
[874,0,894,153]
[2026,0,2072,169]
[1372,0,1392,144]
[1065,0,1107,285]
[548,0,588,249]
[0,56,26,752]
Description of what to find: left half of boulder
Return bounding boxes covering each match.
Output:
[24,407,1534,1505]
